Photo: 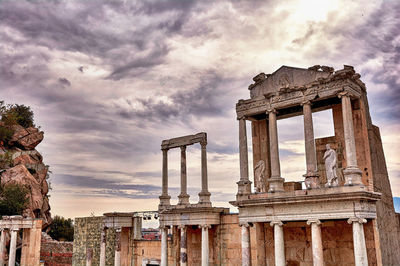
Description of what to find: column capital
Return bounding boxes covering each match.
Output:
[270,220,283,227]
[266,107,277,114]
[239,222,252,228]
[199,224,211,230]
[115,227,122,233]
[237,115,246,121]
[10,227,19,232]
[200,139,207,148]
[159,225,170,230]
[301,99,312,106]
[337,91,350,98]
[347,217,367,224]
[306,219,321,225]
[178,225,186,230]
[161,148,169,152]
[180,145,186,152]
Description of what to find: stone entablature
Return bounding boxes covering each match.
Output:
[232,187,380,224]
[159,207,229,227]
[237,65,364,120]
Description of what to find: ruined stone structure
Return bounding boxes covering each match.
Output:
[72,65,400,266]
[232,65,400,265]
[0,215,42,266]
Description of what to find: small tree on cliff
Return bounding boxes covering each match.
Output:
[0,101,35,128]
[48,215,74,241]
[0,183,29,217]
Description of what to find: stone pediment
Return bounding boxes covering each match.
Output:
[249,65,334,99]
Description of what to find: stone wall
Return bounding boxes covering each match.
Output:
[72,217,115,266]
[40,233,73,266]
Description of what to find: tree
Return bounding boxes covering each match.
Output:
[48,215,74,241]
[0,103,35,128]
[0,183,29,217]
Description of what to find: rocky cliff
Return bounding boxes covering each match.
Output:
[0,124,52,228]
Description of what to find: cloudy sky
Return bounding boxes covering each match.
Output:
[1,0,399,221]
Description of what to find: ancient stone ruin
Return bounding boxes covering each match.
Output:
[72,65,400,266]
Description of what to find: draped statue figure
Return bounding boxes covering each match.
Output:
[323,144,338,187]
[254,160,266,192]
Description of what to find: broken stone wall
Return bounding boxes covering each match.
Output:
[40,233,73,266]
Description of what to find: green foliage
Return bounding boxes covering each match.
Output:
[0,151,13,169]
[48,215,74,241]
[0,102,35,128]
[0,126,14,144]
[0,183,29,217]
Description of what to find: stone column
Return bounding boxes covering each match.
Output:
[198,140,211,205]
[179,226,187,266]
[302,101,319,188]
[0,229,6,266]
[307,219,324,266]
[8,227,19,266]
[160,226,168,266]
[267,109,284,192]
[339,92,363,185]
[99,227,107,266]
[114,228,122,266]
[237,117,251,196]
[178,146,190,205]
[270,220,285,266]
[159,148,171,207]
[348,218,368,266]
[240,223,251,266]
[200,224,211,266]
[86,247,93,266]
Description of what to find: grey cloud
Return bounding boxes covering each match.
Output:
[58,78,71,87]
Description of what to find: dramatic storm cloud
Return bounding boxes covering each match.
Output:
[1,0,399,218]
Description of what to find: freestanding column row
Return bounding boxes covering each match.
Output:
[178,146,190,205]
[348,218,368,266]
[339,92,363,185]
[8,227,19,266]
[240,223,251,266]
[307,219,324,266]
[99,227,107,266]
[0,229,6,265]
[267,109,284,192]
[160,226,168,266]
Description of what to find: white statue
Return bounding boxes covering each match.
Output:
[254,160,266,192]
[323,144,338,187]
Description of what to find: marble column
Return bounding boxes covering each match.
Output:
[348,218,368,266]
[270,220,285,266]
[240,223,251,266]
[86,247,93,266]
[198,140,211,205]
[339,92,362,185]
[307,219,324,266]
[99,227,107,266]
[237,117,252,195]
[302,101,319,188]
[180,226,187,266]
[8,227,19,266]
[159,148,171,207]
[267,109,284,192]
[160,226,168,266]
[200,225,210,266]
[178,146,190,204]
[114,228,121,266]
[0,229,6,266]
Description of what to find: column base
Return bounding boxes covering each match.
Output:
[343,167,363,186]
[178,193,190,205]
[198,191,211,207]
[236,180,252,201]
[268,177,284,192]
[303,173,320,189]
[159,195,171,211]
